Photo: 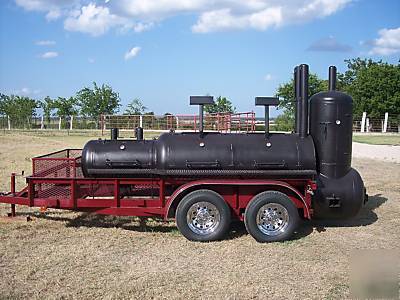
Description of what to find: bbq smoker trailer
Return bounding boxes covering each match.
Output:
[0,65,367,242]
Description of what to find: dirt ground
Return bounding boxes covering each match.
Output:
[352,142,400,163]
[0,132,399,299]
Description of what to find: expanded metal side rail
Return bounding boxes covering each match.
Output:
[32,149,82,178]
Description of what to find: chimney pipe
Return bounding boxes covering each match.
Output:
[189,96,214,134]
[255,97,279,137]
[111,128,119,140]
[329,66,337,91]
[199,104,204,133]
[294,66,302,134]
[299,64,309,138]
[135,127,143,140]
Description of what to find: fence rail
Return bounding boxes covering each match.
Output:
[1,112,399,133]
[101,112,256,133]
[0,116,100,130]
[353,114,400,133]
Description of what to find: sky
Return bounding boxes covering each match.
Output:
[0,0,399,117]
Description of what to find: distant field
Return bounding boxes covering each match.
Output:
[353,134,400,145]
[0,130,160,150]
[2,130,400,146]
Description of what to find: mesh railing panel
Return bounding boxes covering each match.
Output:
[32,149,83,178]
[102,112,256,132]
[35,183,71,200]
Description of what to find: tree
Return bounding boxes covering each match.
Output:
[76,82,120,124]
[338,58,400,118]
[273,112,295,132]
[0,94,38,128]
[276,73,327,115]
[40,96,56,124]
[275,74,327,131]
[124,98,147,115]
[204,96,236,114]
[54,97,78,119]
[0,93,7,116]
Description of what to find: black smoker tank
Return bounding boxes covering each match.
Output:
[309,66,366,218]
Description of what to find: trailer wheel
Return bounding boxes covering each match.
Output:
[176,189,231,242]
[244,191,299,242]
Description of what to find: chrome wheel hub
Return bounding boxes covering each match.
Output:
[186,202,220,235]
[256,203,289,236]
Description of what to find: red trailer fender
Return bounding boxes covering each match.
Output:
[164,179,311,220]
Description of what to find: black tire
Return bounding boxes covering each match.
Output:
[244,191,299,242]
[175,189,231,242]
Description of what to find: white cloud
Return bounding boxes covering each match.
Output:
[124,47,141,60]
[64,3,123,36]
[192,7,282,33]
[41,51,59,58]
[36,40,56,46]
[264,74,273,81]
[46,9,62,21]
[296,0,351,19]
[15,87,41,96]
[132,22,154,33]
[15,0,353,35]
[63,3,154,36]
[15,0,72,11]
[15,0,73,21]
[369,27,400,56]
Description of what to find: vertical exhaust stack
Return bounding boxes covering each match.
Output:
[294,66,302,133]
[135,127,144,140]
[299,64,309,138]
[111,128,119,140]
[328,66,337,91]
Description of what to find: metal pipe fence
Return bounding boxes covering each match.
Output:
[101,112,256,133]
[1,113,399,133]
[353,115,400,133]
[0,116,100,130]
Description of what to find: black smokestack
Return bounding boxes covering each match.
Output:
[299,64,309,138]
[111,128,119,140]
[328,66,337,91]
[294,66,302,134]
[135,127,144,140]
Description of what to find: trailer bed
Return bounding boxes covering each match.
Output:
[0,149,315,220]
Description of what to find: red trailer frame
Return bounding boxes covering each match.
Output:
[0,149,316,221]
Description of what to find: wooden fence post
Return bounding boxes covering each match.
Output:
[70,115,73,130]
[383,112,388,133]
[361,112,366,133]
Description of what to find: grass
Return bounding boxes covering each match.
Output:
[0,130,161,150]
[353,134,400,145]
[0,133,399,299]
